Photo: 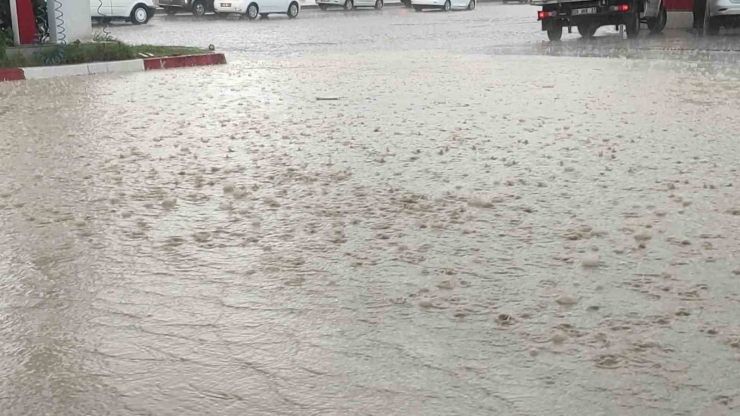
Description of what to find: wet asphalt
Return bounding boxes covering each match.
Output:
[3,3,740,415]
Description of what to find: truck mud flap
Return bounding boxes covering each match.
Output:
[541,19,561,31]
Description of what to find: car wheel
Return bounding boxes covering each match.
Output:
[467,0,475,10]
[647,5,666,34]
[164,7,178,16]
[192,0,207,17]
[288,2,299,18]
[443,0,451,11]
[547,24,562,41]
[319,3,328,9]
[130,5,150,25]
[414,5,422,11]
[706,17,720,35]
[375,0,383,9]
[577,23,597,38]
[344,0,354,10]
[246,3,259,19]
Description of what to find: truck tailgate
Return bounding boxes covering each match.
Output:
[531,0,591,5]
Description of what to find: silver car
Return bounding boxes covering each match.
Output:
[706,0,740,34]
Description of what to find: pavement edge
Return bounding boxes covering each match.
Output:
[0,68,25,81]
[0,53,227,83]
[143,53,227,71]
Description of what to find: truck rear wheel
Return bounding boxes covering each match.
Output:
[625,9,640,38]
[647,5,667,34]
[577,24,598,39]
[547,24,562,41]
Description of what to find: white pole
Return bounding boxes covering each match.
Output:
[47,0,58,43]
[9,0,21,46]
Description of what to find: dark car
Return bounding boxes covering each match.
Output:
[159,0,215,16]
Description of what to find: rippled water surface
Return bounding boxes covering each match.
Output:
[3,5,740,415]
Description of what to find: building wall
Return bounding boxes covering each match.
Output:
[47,0,92,43]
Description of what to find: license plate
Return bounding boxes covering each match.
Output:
[572,7,596,15]
[222,2,231,6]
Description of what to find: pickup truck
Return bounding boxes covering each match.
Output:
[159,0,215,16]
[533,0,667,41]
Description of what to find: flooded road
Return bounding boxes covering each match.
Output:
[3,4,740,415]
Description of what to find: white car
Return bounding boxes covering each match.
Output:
[90,0,158,25]
[411,0,474,11]
[213,0,300,18]
[317,0,383,11]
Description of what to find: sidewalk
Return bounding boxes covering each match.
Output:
[154,0,505,13]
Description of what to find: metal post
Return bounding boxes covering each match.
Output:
[703,0,710,36]
[9,0,21,45]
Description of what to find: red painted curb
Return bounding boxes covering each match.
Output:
[0,68,25,81]
[144,53,227,71]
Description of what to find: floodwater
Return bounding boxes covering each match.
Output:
[3,4,740,415]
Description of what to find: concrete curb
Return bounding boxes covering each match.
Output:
[144,52,227,70]
[0,68,25,81]
[0,53,227,82]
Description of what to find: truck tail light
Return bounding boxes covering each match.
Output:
[538,10,556,20]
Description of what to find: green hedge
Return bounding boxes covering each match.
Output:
[1,41,206,68]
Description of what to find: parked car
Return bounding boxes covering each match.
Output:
[317,0,383,10]
[159,0,215,16]
[90,0,157,25]
[411,0,475,11]
[706,0,740,34]
[213,0,300,19]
